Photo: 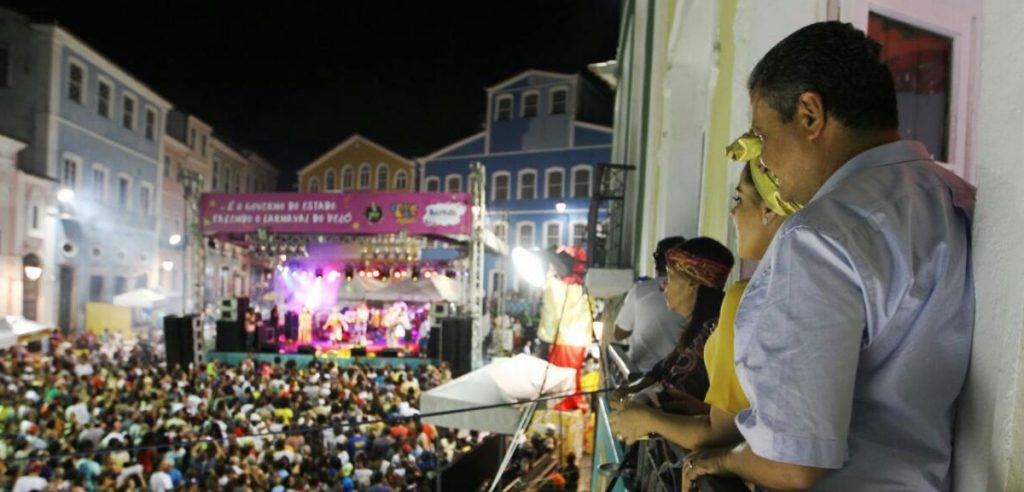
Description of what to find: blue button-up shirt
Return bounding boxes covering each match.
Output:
[734,140,975,490]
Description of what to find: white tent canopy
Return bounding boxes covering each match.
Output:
[113,288,179,308]
[419,354,577,434]
[0,316,54,350]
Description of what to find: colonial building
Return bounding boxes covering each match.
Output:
[0,133,57,322]
[419,70,613,294]
[297,134,415,193]
[0,7,172,331]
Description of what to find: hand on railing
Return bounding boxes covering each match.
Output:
[683,448,750,492]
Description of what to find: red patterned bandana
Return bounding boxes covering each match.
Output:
[665,249,730,289]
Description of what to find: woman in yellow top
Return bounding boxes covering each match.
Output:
[610,132,799,450]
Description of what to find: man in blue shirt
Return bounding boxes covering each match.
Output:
[682,21,975,491]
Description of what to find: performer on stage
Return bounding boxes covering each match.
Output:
[384,302,412,348]
[353,303,370,345]
[323,307,347,343]
[298,306,314,345]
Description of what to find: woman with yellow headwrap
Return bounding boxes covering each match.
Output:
[610,132,800,450]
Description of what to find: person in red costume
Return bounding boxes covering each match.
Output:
[536,246,593,410]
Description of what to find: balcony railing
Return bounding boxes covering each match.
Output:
[594,342,750,492]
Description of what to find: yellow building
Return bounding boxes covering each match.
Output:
[297,134,415,193]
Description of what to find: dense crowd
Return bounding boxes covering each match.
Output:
[0,331,487,492]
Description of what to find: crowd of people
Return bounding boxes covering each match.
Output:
[0,331,491,491]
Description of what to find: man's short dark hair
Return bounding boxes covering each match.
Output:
[653,236,686,275]
[748,21,899,131]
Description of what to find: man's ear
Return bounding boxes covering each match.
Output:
[796,91,826,140]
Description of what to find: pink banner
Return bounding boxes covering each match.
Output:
[200,192,472,236]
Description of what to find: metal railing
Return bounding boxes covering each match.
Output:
[595,342,750,492]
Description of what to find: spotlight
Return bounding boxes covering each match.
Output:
[372,269,381,278]
[358,270,366,278]
[424,270,434,279]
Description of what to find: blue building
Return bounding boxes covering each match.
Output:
[419,70,613,295]
[0,8,172,330]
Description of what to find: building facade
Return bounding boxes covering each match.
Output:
[297,134,415,193]
[0,133,58,322]
[0,7,172,331]
[419,70,613,295]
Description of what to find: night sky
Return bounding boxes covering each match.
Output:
[1,1,621,189]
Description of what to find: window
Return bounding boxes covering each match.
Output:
[114,276,127,296]
[308,177,320,192]
[212,159,220,190]
[490,271,505,294]
[518,170,537,199]
[517,222,535,249]
[68,61,84,104]
[117,175,131,209]
[551,88,568,114]
[189,128,196,148]
[358,164,371,189]
[544,222,562,248]
[424,177,440,192]
[446,174,462,193]
[89,275,105,302]
[868,12,953,162]
[97,80,111,118]
[201,134,207,156]
[376,165,389,190]
[493,222,508,244]
[246,175,252,192]
[0,44,10,88]
[139,184,152,215]
[122,94,136,130]
[233,171,241,193]
[325,169,337,191]
[546,169,564,198]
[492,172,510,201]
[145,108,157,140]
[30,204,39,232]
[572,222,587,247]
[394,170,408,190]
[523,92,539,117]
[342,166,354,190]
[495,94,513,121]
[572,165,592,198]
[61,154,80,190]
[92,164,107,201]
[222,166,230,192]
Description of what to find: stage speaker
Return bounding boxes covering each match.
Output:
[215,320,245,352]
[430,317,473,377]
[260,342,279,354]
[379,348,402,358]
[351,346,367,357]
[164,314,203,367]
[219,296,250,321]
[297,345,316,355]
[258,322,276,344]
[432,302,451,318]
[284,311,299,341]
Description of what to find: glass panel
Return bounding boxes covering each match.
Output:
[547,171,563,198]
[521,173,536,199]
[494,175,509,200]
[868,12,953,161]
[573,169,590,198]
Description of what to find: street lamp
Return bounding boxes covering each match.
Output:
[162,260,174,272]
[169,234,182,246]
[23,265,42,281]
[554,200,567,213]
[57,188,75,204]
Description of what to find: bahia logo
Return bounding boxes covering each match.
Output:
[423,202,467,227]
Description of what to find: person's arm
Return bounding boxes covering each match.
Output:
[609,403,742,451]
[612,286,638,340]
[682,442,827,492]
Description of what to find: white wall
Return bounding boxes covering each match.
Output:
[954,1,1024,489]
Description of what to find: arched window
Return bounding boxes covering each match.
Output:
[517,222,535,249]
[495,94,513,121]
[571,165,593,198]
[394,170,408,190]
[376,165,389,190]
[518,169,537,199]
[424,177,440,192]
[550,88,568,115]
[308,177,320,192]
[446,174,462,193]
[545,168,564,198]
[492,172,510,201]
[324,169,336,191]
[358,164,371,189]
[493,222,508,244]
[522,91,539,118]
[342,166,354,190]
[543,221,562,248]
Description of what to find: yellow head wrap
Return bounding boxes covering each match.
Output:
[725,132,802,217]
